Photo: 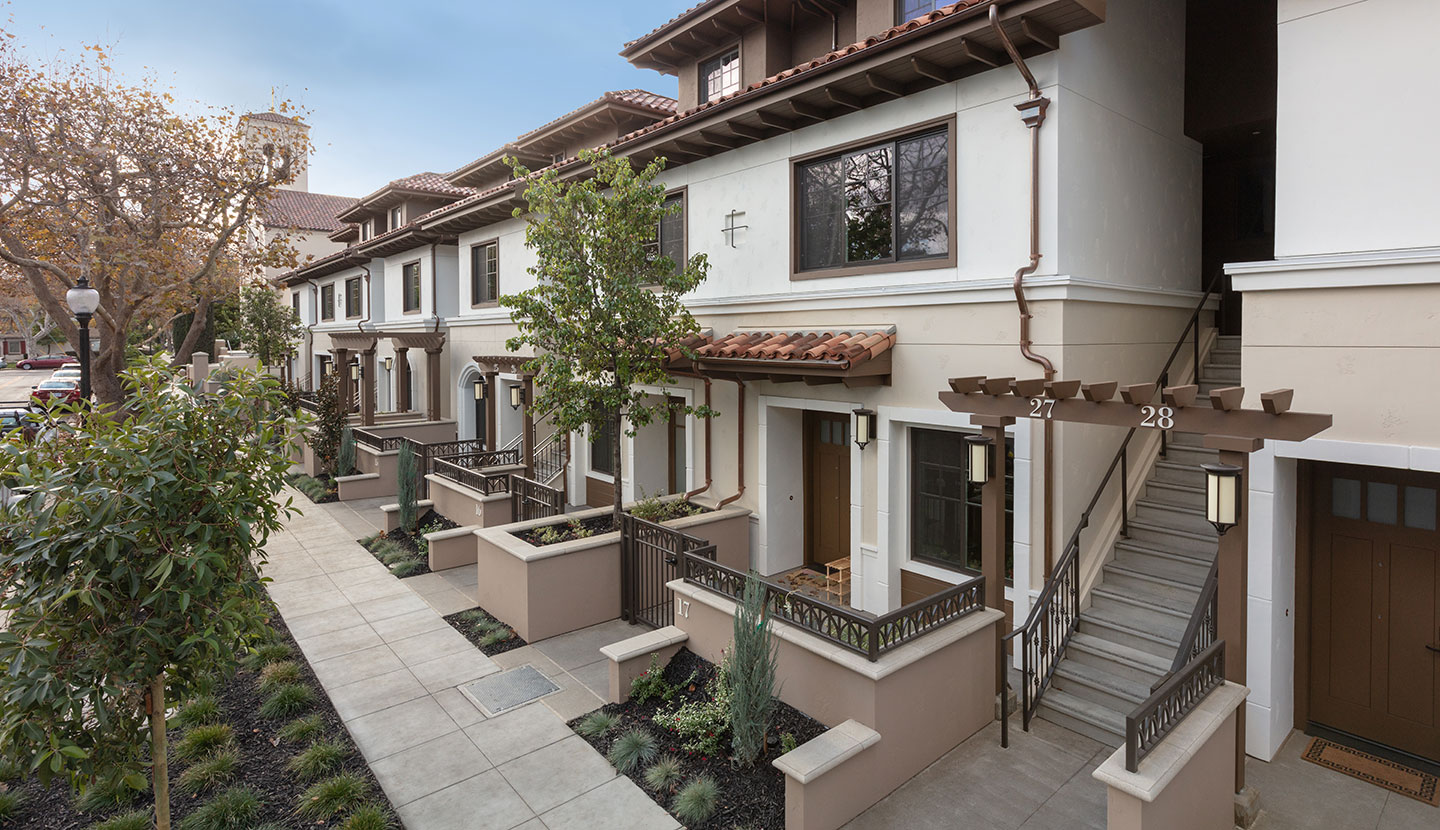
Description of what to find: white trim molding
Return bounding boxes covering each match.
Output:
[1228,246,1440,292]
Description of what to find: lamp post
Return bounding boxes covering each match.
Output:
[65,277,101,402]
[473,377,487,446]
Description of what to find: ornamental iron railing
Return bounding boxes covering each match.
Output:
[352,427,405,452]
[400,437,520,497]
[511,474,563,522]
[1125,639,1226,772]
[620,513,716,629]
[432,457,512,496]
[680,552,985,662]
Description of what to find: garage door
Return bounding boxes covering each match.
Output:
[1308,463,1440,762]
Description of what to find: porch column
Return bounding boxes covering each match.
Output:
[395,347,410,413]
[976,415,1014,701]
[425,346,443,422]
[484,370,498,451]
[332,347,350,409]
[523,373,535,476]
[360,348,376,426]
[1204,435,1261,796]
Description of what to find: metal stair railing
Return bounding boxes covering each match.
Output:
[1002,269,1224,747]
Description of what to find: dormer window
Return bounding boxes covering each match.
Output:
[897,0,940,23]
[700,48,740,104]
[388,205,404,230]
[360,219,373,241]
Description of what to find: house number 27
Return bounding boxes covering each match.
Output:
[1028,398,1056,419]
[1140,405,1176,430]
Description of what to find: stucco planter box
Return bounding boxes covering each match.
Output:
[335,471,385,501]
[425,524,484,572]
[380,499,434,533]
[425,467,524,529]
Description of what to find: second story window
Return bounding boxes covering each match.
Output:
[897,0,939,23]
[700,48,740,104]
[471,242,499,306]
[796,126,951,273]
[402,261,422,313]
[388,205,403,231]
[345,277,363,318]
[360,219,373,241]
[644,193,686,276]
[320,284,335,321]
[291,292,300,319]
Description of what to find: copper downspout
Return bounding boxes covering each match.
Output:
[718,378,746,507]
[684,376,714,500]
[354,263,372,331]
[992,4,1057,576]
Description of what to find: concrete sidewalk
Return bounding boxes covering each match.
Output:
[264,493,679,830]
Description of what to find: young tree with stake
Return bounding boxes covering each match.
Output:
[502,150,710,523]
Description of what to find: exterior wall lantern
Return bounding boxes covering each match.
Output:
[473,377,487,401]
[1202,463,1243,535]
[384,356,394,372]
[965,434,994,485]
[349,363,360,381]
[509,383,526,410]
[852,408,875,450]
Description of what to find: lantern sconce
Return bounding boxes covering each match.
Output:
[1202,463,1243,535]
[473,377,487,401]
[965,434,995,486]
[509,383,526,411]
[349,363,360,381]
[384,356,394,372]
[852,408,876,450]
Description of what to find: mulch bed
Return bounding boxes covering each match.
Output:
[569,648,825,830]
[0,610,396,829]
[359,509,458,578]
[511,514,616,546]
[442,606,529,657]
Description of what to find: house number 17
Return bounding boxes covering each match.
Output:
[1140,405,1176,430]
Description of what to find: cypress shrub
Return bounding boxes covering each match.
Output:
[337,426,356,477]
[397,440,418,532]
[729,573,778,767]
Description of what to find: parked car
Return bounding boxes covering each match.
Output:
[16,355,78,370]
[49,367,83,382]
[31,378,82,406]
[0,405,41,441]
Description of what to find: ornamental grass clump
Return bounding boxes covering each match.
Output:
[672,775,720,825]
[90,810,152,830]
[176,750,239,794]
[260,682,316,719]
[73,776,141,812]
[341,803,395,830]
[643,754,684,793]
[178,785,262,830]
[296,772,370,819]
[175,695,221,729]
[0,789,21,821]
[277,714,326,745]
[607,728,659,774]
[575,711,618,738]
[729,574,779,767]
[286,740,349,781]
[173,724,235,763]
[259,660,303,692]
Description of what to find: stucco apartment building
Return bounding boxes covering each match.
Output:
[276,0,1438,779]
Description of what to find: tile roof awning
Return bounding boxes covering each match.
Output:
[694,329,895,387]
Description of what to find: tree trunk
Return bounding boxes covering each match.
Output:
[611,402,623,528]
[172,296,213,368]
[148,675,171,830]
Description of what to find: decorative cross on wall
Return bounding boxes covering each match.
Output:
[721,210,748,248]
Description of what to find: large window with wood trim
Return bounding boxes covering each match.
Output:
[909,428,1013,580]
[470,241,498,306]
[643,193,685,276]
[344,277,363,319]
[796,125,951,274]
[699,48,740,104]
[897,0,940,23]
[320,284,335,321]
[402,262,421,313]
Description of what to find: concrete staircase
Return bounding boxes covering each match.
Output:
[1035,335,1240,746]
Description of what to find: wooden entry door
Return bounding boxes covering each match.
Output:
[1308,463,1440,762]
[803,411,850,568]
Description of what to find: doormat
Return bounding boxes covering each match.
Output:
[1301,737,1438,806]
[459,665,560,717]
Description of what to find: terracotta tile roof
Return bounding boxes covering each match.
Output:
[260,190,358,232]
[374,172,475,200]
[623,0,725,51]
[516,89,677,142]
[243,111,305,126]
[697,330,896,369]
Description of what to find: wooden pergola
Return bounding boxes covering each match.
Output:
[329,331,447,425]
[472,355,536,474]
[938,375,1332,793]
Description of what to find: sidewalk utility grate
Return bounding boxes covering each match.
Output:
[460,665,559,716]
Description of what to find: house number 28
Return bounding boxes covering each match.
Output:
[1140,405,1176,430]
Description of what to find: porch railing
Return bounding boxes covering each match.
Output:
[533,431,569,488]
[510,474,563,522]
[620,513,716,629]
[680,552,985,662]
[352,427,405,452]
[432,457,513,496]
[1002,269,1223,746]
[297,396,319,413]
[402,437,520,497]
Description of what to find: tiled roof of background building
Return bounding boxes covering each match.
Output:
[260,190,358,232]
[698,330,896,368]
[375,172,476,199]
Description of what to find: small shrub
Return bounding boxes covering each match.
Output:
[74,776,141,812]
[477,626,514,648]
[297,772,369,819]
[175,694,222,728]
[255,642,294,664]
[655,656,732,756]
[643,754,684,793]
[358,532,381,549]
[259,660,303,692]
[575,711,618,738]
[260,682,316,719]
[397,441,418,532]
[89,809,152,830]
[174,723,235,762]
[607,728,658,774]
[455,609,491,625]
[630,653,676,706]
[0,758,23,781]
[390,560,423,578]
[0,789,21,821]
[178,785,262,830]
[672,775,720,826]
[780,732,798,755]
[566,519,594,539]
[337,426,357,477]
[177,749,239,794]
[286,740,349,781]
[378,546,410,566]
[277,714,326,744]
[534,525,563,545]
[341,803,396,830]
[730,574,779,767]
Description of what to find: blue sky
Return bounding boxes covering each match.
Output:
[6,0,696,197]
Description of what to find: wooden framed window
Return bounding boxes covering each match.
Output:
[794,123,953,278]
[344,277,363,319]
[402,262,422,313]
[699,48,740,104]
[591,419,615,476]
[642,192,686,277]
[320,284,335,321]
[897,0,940,23]
[909,427,1013,581]
[470,241,499,306]
[291,292,300,319]
[388,205,403,231]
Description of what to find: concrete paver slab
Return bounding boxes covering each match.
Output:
[285,604,368,640]
[530,620,635,670]
[492,646,563,677]
[567,659,611,699]
[346,696,459,763]
[354,591,432,623]
[396,770,533,830]
[538,776,681,830]
[296,624,384,662]
[462,703,572,766]
[369,608,450,642]
[410,649,501,693]
[327,667,430,722]
[392,626,477,667]
[497,735,616,814]
[537,670,604,723]
[433,686,488,728]
[368,730,493,807]
[309,644,406,688]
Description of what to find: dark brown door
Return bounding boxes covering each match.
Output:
[803,411,850,568]
[1308,463,1440,762]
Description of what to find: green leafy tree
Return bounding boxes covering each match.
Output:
[503,149,710,521]
[729,574,779,767]
[308,373,346,472]
[237,285,304,371]
[0,358,297,830]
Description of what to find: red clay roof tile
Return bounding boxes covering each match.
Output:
[260,190,358,232]
[697,329,896,369]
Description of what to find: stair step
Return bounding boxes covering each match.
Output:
[1105,557,1208,597]
[1079,605,1184,657]
[1201,363,1241,383]
[1143,479,1206,509]
[1123,520,1218,557]
[1066,632,1171,686]
[1151,460,1208,486]
[1093,574,1199,613]
[1091,585,1193,624]
[1053,658,1149,712]
[1160,444,1219,466]
[1134,500,1219,536]
[1115,535,1214,568]
[1036,688,1124,746]
[1207,349,1242,366]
